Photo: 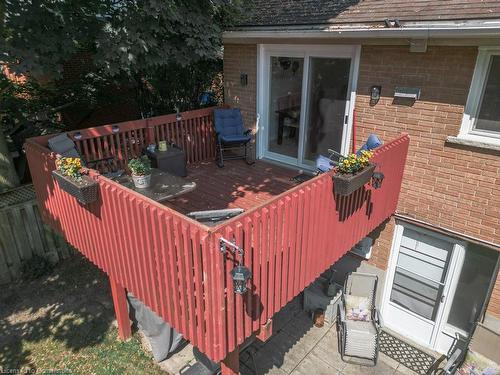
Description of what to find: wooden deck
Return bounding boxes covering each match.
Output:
[164,160,299,214]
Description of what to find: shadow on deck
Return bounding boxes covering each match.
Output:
[164,160,299,215]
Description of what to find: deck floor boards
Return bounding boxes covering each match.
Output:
[164,160,299,215]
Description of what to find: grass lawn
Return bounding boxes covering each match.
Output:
[0,255,165,374]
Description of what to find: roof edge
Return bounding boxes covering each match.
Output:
[224,20,500,41]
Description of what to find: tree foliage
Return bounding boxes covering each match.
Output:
[1,0,247,80]
[0,0,248,184]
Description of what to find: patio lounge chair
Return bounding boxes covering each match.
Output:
[48,133,123,178]
[213,108,254,168]
[437,323,500,375]
[338,272,381,366]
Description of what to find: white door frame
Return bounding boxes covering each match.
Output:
[256,44,361,169]
[380,222,467,352]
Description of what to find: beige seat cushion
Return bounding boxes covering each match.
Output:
[345,295,371,322]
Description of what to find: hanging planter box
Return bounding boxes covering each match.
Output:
[333,164,376,196]
[52,170,98,204]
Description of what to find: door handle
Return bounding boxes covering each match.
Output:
[440,294,446,303]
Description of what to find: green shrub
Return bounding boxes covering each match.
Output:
[128,156,151,176]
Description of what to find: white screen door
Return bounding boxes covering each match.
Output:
[382,225,460,349]
[257,45,360,169]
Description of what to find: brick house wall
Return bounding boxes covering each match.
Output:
[354,45,500,320]
[223,44,258,132]
[222,43,500,320]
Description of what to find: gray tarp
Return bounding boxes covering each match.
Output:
[127,293,184,362]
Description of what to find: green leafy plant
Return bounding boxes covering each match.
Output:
[128,156,151,176]
[337,150,373,174]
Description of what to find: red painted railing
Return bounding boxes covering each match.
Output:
[65,107,218,169]
[25,107,409,363]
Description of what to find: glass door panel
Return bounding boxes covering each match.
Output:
[303,57,351,164]
[446,243,499,333]
[389,228,453,322]
[267,56,304,159]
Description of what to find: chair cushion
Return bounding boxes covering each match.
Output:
[48,133,81,158]
[214,108,245,138]
[316,155,334,173]
[458,349,500,375]
[356,134,382,156]
[220,134,251,143]
[345,295,371,322]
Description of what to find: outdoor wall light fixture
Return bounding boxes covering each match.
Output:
[231,265,252,294]
[73,132,82,140]
[372,172,385,189]
[370,85,381,105]
[240,73,248,86]
[112,125,120,133]
[220,237,252,295]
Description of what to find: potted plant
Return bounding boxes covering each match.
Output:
[128,156,152,189]
[52,157,98,204]
[333,150,375,196]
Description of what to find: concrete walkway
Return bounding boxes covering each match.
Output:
[238,297,416,375]
[161,296,424,374]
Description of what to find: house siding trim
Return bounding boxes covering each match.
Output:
[395,214,500,251]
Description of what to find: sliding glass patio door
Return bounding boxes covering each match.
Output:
[303,57,352,164]
[258,45,360,168]
[267,56,304,160]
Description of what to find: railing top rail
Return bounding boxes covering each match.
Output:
[24,138,211,231]
[25,121,409,235]
[26,106,221,145]
[206,133,410,233]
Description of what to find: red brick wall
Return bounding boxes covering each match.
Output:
[223,44,257,131]
[222,43,500,318]
[355,45,500,318]
[490,272,500,320]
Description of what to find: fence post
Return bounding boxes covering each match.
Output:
[109,275,131,340]
[146,118,155,145]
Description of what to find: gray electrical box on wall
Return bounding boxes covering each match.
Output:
[394,87,421,100]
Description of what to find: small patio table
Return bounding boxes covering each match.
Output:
[114,168,196,203]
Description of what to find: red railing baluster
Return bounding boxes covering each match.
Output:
[25,112,409,365]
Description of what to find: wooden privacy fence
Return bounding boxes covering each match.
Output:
[0,185,72,284]
[25,107,409,363]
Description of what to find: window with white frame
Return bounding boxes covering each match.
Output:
[459,48,500,145]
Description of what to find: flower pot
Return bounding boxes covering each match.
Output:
[333,163,376,196]
[52,170,99,204]
[132,174,152,189]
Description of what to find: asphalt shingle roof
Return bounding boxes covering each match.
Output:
[239,0,500,27]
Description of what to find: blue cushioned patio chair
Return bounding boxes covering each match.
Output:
[213,108,254,168]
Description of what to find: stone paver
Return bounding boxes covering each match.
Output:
[239,299,420,375]
[161,296,423,374]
